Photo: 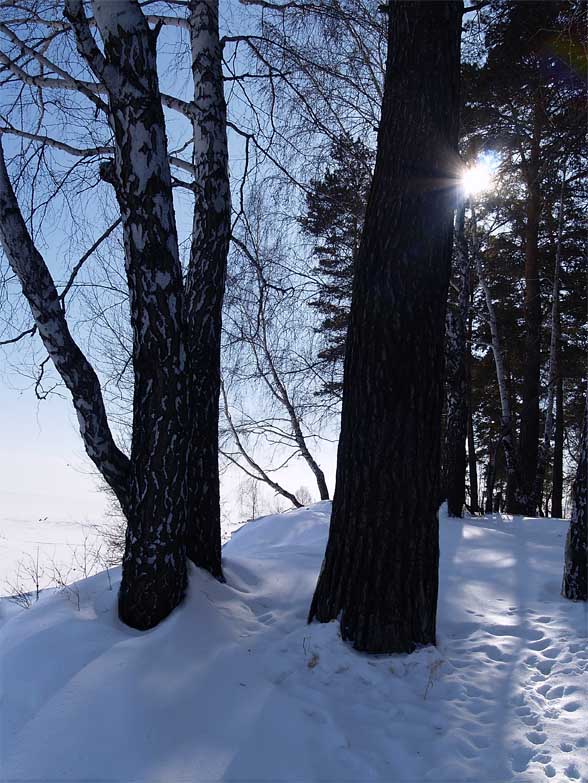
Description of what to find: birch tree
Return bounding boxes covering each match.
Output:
[562,401,587,601]
[0,0,230,628]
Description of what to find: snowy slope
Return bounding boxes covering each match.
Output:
[1,503,586,782]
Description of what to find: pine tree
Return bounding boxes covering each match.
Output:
[308,0,462,653]
[461,0,587,515]
[300,136,373,398]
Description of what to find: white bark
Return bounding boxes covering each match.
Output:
[0,142,131,507]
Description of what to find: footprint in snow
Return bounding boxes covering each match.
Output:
[525,654,555,676]
[529,638,552,651]
[542,647,560,658]
[511,745,535,773]
[526,629,545,642]
[470,734,490,750]
[473,643,510,662]
[537,683,564,699]
[521,714,541,727]
[526,730,547,745]
[564,762,581,780]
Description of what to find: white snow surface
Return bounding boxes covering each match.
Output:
[1,502,586,782]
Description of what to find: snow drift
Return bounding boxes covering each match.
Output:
[1,502,586,782]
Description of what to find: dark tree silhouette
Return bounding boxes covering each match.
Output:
[308,0,463,653]
[445,203,470,517]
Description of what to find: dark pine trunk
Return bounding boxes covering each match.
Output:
[552,373,564,517]
[184,0,231,578]
[308,0,462,653]
[562,402,587,601]
[445,203,469,517]
[518,96,543,515]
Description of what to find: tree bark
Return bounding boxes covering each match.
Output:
[308,0,462,653]
[445,203,469,517]
[466,312,480,513]
[533,181,565,509]
[562,401,587,601]
[533,174,565,512]
[76,0,192,628]
[518,95,543,515]
[183,0,231,578]
[0,145,130,509]
[551,371,564,517]
[484,442,497,514]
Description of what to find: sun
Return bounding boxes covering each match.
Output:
[461,160,494,196]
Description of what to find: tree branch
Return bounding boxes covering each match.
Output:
[0,140,130,507]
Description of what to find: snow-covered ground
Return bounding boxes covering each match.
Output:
[1,503,586,782]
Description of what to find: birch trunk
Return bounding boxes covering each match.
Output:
[562,402,587,601]
[552,373,564,517]
[77,0,191,628]
[184,0,231,577]
[466,310,480,513]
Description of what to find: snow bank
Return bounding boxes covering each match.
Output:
[1,504,586,782]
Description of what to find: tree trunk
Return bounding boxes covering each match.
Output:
[466,312,480,513]
[552,372,564,517]
[308,0,462,653]
[562,402,587,601]
[83,0,190,628]
[183,0,231,578]
[518,96,543,515]
[484,442,498,514]
[445,203,469,517]
[471,207,522,513]
[533,175,564,512]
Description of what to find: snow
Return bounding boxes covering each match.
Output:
[1,502,586,782]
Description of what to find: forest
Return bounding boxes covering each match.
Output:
[0,1,586,781]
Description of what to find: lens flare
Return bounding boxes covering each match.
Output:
[462,161,494,196]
